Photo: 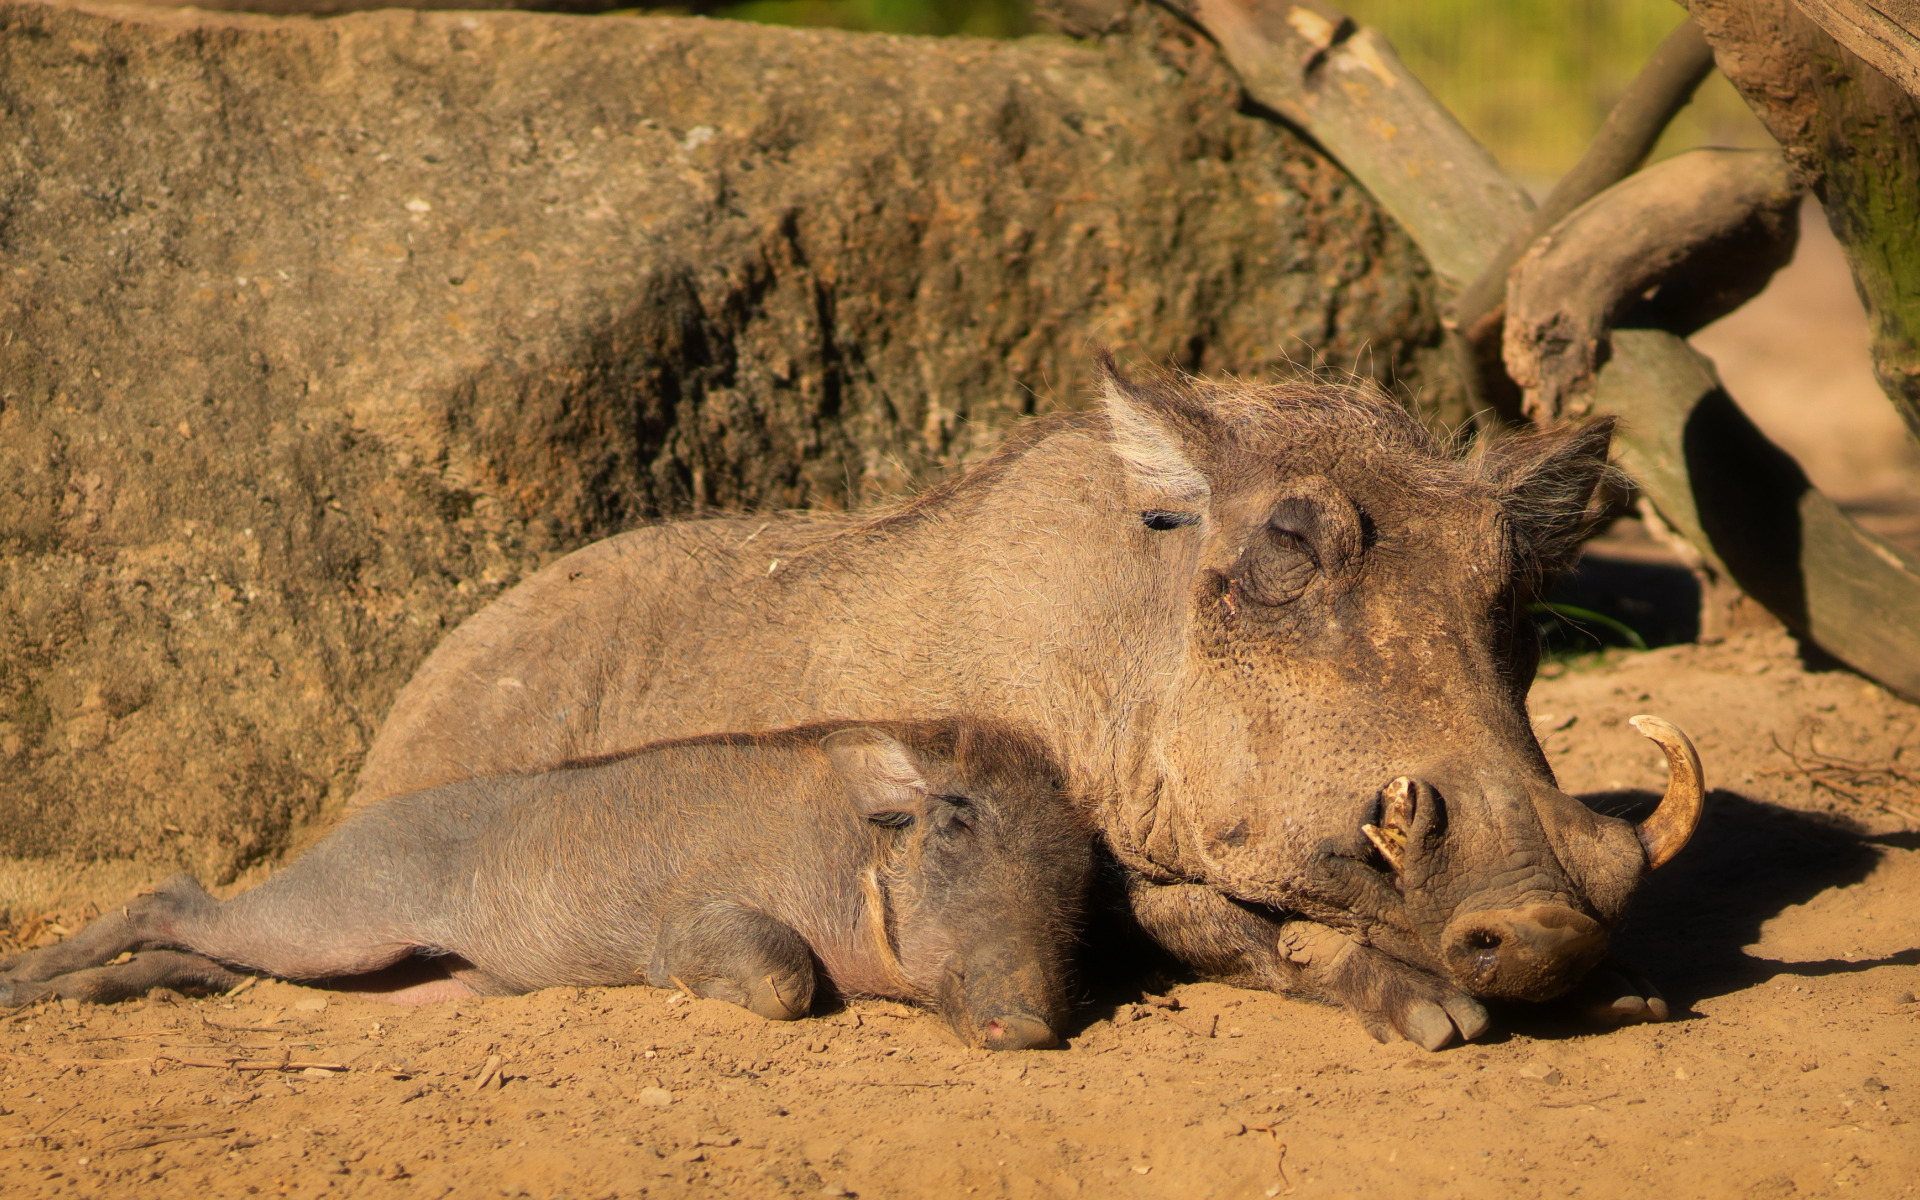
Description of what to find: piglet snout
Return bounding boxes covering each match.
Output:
[980,1014,1059,1051]
[936,938,1066,1051]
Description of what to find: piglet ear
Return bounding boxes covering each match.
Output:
[822,727,930,822]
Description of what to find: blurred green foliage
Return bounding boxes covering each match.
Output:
[1342,0,1772,182]
[713,0,1030,38]
[705,0,1774,181]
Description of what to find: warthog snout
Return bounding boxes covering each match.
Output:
[1440,905,1609,1000]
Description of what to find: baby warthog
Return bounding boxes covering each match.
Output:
[0,721,1091,1050]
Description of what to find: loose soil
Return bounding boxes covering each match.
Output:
[2,628,1916,1200]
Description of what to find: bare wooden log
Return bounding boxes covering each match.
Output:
[1503,149,1801,421]
[1595,332,1920,694]
[1175,0,1920,698]
[1793,0,1920,99]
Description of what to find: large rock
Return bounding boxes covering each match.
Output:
[0,0,1446,889]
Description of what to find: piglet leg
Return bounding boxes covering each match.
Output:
[3,951,248,1007]
[647,900,815,1022]
[0,875,231,990]
[3,863,429,1007]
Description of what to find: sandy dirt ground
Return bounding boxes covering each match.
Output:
[2,627,1917,1200]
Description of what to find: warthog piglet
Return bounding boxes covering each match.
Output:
[0,720,1091,1049]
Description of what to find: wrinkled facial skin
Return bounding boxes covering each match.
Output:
[1109,371,1645,1002]
[870,733,1091,1049]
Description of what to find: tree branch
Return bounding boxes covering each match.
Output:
[1450,18,1717,339]
[1503,149,1801,421]
[1153,0,1531,289]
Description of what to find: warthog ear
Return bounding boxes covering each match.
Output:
[1095,351,1211,506]
[1483,417,1620,581]
[823,727,930,823]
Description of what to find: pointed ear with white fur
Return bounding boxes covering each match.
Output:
[1095,353,1211,506]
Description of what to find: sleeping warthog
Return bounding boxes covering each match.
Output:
[0,721,1091,1050]
[342,358,1703,1049]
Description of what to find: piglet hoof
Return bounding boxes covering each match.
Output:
[743,971,812,1022]
[0,976,56,1008]
[979,1014,1059,1051]
[1570,958,1670,1026]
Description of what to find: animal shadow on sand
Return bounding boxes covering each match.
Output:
[1496,787,1917,1041]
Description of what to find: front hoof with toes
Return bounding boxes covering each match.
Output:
[1571,959,1670,1025]
[1281,921,1490,1050]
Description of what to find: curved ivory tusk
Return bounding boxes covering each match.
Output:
[1628,715,1705,869]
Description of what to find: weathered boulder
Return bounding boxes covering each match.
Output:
[0,0,1446,888]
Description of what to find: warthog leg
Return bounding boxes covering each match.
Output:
[0,950,247,1007]
[1120,877,1488,1051]
[646,899,816,1022]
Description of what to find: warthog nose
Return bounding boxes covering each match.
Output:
[979,1014,1059,1051]
[1440,905,1608,1001]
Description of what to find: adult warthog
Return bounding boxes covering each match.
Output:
[350,357,1704,1049]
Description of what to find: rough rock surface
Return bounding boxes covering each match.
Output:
[0,1,1445,884]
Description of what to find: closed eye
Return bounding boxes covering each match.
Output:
[1142,510,1200,531]
[1269,526,1319,568]
[868,812,915,829]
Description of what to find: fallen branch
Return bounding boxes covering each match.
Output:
[1764,732,1920,821]
[0,1049,345,1072]
[106,1126,238,1154]
[1155,0,1529,289]
[1503,149,1801,420]
[1539,1091,1622,1109]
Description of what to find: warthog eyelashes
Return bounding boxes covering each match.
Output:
[1141,510,1200,531]
[871,795,975,834]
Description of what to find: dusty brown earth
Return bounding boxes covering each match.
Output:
[2,627,1917,1200]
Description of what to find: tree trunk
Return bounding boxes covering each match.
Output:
[1686,0,1920,441]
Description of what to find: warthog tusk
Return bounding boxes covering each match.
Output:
[1361,776,1415,872]
[1628,715,1705,869]
[861,867,912,991]
[1361,824,1404,872]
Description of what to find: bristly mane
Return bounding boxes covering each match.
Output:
[847,366,1615,588]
